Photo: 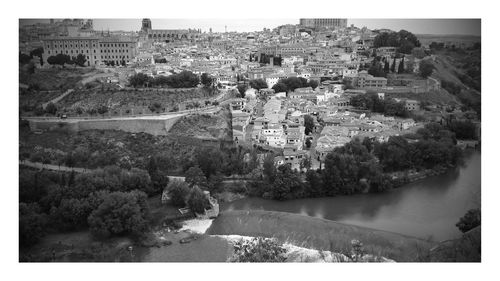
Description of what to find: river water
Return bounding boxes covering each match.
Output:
[221,151,481,241]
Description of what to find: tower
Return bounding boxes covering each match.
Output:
[141,18,152,32]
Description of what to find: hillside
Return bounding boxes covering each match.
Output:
[168,108,233,141]
[429,50,481,115]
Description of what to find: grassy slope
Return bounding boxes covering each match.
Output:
[168,108,233,141]
[429,226,481,262]
[207,210,435,262]
[57,87,217,114]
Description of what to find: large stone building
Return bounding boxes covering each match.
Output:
[299,18,347,30]
[140,18,202,43]
[42,35,138,66]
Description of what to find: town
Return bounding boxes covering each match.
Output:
[18,18,481,263]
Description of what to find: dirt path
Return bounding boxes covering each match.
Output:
[42,89,74,109]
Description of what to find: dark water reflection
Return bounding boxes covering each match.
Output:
[221,151,481,241]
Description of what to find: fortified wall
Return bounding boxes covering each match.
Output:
[28,116,182,136]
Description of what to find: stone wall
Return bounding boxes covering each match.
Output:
[29,116,182,136]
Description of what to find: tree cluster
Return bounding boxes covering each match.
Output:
[349,92,410,118]
[249,79,268,90]
[272,77,318,93]
[456,208,480,233]
[373,30,421,54]
[419,59,435,78]
[374,123,462,172]
[129,71,200,88]
[19,166,154,245]
[47,54,87,67]
[247,121,463,201]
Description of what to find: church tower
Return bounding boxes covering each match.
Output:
[141,18,152,32]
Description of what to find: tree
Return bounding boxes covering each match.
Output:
[305,170,323,197]
[456,209,481,233]
[390,57,396,73]
[19,203,47,247]
[307,79,319,90]
[383,61,390,73]
[305,138,312,149]
[419,59,435,78]
[87,191,150,238]
[271,82,288,93]
[73,54,87,67]
[236,84,247,98]
[263,154,277,183]
[200,73,213,87]
[129,73,149,88]
[166,180,190,207]
[304,115,315,135]
[165,71,200,88]
[47,54,72,67]
[19,52,32,65]
[185,165,208,188]
[448,120,477,140]
[49,198,91,231]
[97,105,109,115]
[30,47,44,61]
[279,77,308,92]
[249,79,268,90]
[146,156,170,194]
[148,102,162,113]
[45,102,57,115]
[187,186,210,214]
[398,57,405,74]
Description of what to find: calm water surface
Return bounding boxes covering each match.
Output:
[222,151,481,241]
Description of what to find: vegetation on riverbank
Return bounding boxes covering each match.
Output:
[245,122,463,200]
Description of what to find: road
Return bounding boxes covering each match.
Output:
[20,160,88,173]
[22,105,220,123]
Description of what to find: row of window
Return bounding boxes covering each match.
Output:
[47,49,130,55]
[46,50,129,60]
[100,43,129,48]
[46,43,130,49]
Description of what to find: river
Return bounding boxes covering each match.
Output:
[221,150,481,242]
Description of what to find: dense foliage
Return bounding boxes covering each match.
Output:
[248,122,463,200]
[273,77,318,92]
[19,165,155,243]
[350,92,409,117]
[373,30,421,54]
[229,237,287,262]
[249,79,268,90]
[456,208,481,233]
[419,59,435,78]
[129,71,200,88]
[88,190,150,238]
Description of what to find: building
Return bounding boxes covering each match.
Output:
[141,18,201,42]
[404,99,420,111]
[357,71,388,88]
[42,36,138,66]
[299,18,347,30]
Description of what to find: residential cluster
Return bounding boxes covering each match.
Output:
[20,18,477,171]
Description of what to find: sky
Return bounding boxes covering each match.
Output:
[19,18,481,36]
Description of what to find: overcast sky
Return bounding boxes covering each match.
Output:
[19,18,481,36]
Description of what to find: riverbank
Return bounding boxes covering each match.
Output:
[207,210,435,262]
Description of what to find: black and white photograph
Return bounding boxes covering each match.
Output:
[4,0,499,279]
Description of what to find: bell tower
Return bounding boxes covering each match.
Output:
[141,18,152,32]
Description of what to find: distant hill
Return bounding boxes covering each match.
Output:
[417,34,481,47]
